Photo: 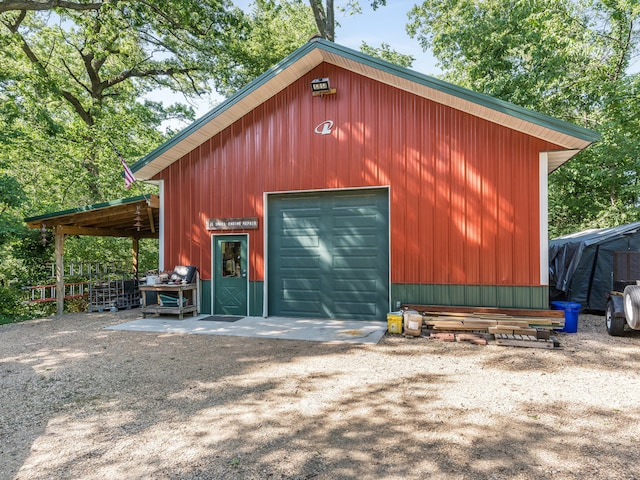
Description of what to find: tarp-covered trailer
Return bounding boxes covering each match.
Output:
[549,221,640,312]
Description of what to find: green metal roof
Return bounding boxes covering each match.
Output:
[131,38,600,179]
[24,194,160,239]
[24,195,154,223]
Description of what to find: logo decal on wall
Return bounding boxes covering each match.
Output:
[315,120,334,135]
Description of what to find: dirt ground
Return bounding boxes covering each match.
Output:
[1,310,640,480]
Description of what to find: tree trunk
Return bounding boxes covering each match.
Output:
[309,0,334,41]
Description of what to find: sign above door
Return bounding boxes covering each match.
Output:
[206,217,259,231]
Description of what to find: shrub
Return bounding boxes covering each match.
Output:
[0,286,32,325]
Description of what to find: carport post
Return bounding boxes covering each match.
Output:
[55,226,65,317]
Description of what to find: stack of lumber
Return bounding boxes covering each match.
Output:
[422,313,562,335]
[401,304,565,349]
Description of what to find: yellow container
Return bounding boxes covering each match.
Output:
[387,313,403,334]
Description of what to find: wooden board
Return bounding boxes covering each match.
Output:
[424,314,543,328]
[456,333,488,345]
[488,326,538,336]
[404,304,565,318]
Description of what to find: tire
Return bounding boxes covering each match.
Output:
[623,285,640,330]
[606,299,626,336]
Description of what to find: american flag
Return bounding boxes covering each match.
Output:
[119,154,136,189]
[112,143,136,189]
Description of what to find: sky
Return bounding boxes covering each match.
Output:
[157,1,439,126]
[319,0,440,75]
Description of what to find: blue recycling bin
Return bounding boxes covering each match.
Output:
[551,301,581,333]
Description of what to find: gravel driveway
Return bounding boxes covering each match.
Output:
[1,310,640,480]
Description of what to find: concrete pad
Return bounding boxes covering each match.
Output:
[106,315,387,344]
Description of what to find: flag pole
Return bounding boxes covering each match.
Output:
[109,140,139,192]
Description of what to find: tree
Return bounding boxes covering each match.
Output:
[0,0,102,13]
[309,0,334,40]
[308,0,386,41]
[0,1,252,312]
[306,1,416,68]
[0,1,249,202]
[0,2,248,126]
[407,0,640,236]
[216,0,318,96]
[360,41,414,68]
[0,169,26,245]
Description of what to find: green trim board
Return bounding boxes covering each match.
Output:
[200,280,211,315]
[391,284,549,310]
[131,38,599,180]
[249,281,264,317]
[216,282,547,317]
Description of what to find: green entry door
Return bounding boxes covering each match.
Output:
[213,235,248,316]
[268,189,389,320]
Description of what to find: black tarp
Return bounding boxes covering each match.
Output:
[549,221,640,311]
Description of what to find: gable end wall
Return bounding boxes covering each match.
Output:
[156,63,560,291]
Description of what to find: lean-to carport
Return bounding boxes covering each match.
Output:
[24,195,160,316]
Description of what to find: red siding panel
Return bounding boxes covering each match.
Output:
[156,63,560,287]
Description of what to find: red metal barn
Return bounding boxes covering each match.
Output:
[131,38,599,320]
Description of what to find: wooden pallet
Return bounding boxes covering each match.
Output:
[425,329,561,349]
[493,333,561,349]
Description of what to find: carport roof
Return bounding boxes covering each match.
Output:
[24,194,159,239]
[130,37,600,179]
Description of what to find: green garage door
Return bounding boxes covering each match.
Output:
[268,189,389,320]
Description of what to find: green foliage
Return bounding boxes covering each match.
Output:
[2,229,53,285]
[408,0,640,236]
[339,0,387,15]
[548,73,640,236]
[0,173,23,210]
[408,0,599,116]
[0,2,230,311]
[64,236,158,275]
[0,173,24,246]
[0,1,249,206]
[359,41,414,67]
[0,286,31,324]
[216,0,317,96]
[65,296,89,314]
